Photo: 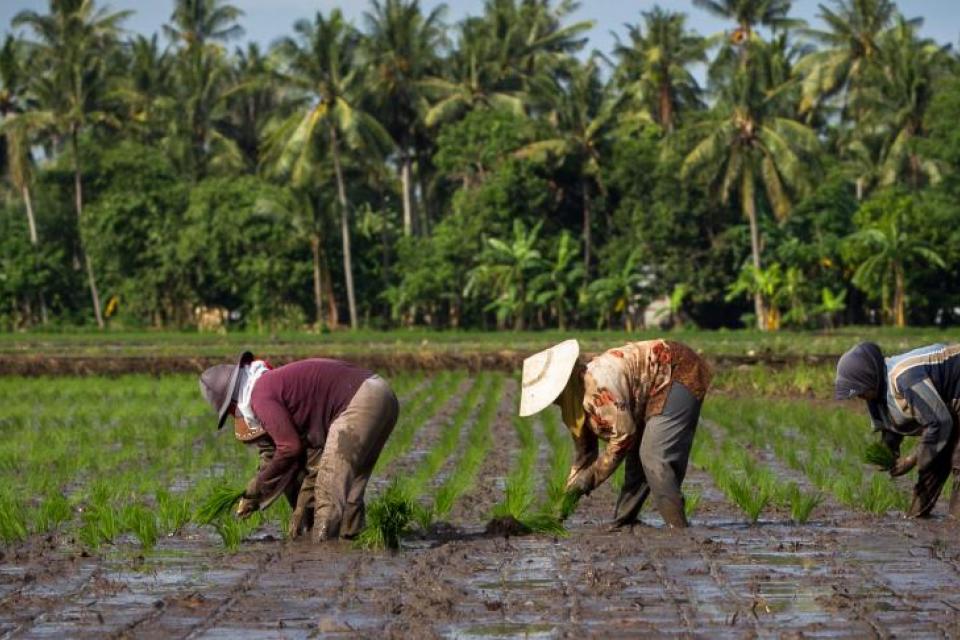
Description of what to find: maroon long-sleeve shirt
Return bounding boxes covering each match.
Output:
[248,358,373,502]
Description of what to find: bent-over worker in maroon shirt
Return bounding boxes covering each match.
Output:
[199,352,399,541]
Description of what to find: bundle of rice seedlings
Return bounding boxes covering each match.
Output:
[354,480,418,551]
[522,513,568,537]
[194,486,246,525]
[863,442,896,470]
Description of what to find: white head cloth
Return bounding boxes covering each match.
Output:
[236,360,270,428]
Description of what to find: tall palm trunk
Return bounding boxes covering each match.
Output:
[417,148,432,234]
[330,126,358,330]
[310,233,325,333]
[659,82,674,132]
[582,178,592,277]
[742,171,765,331]
[72,128,105,329]
[400,153,415,236]
[894,262,906,328]
[20,185,48,325]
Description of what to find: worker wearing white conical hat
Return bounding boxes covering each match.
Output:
[520,339,712,528]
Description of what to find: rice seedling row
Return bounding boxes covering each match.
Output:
[702,397,911,515]
[0,375,280,551]
[375,371,464,473]
[692,422,823,524]
[430,375,504,520]
[8,369,960,639]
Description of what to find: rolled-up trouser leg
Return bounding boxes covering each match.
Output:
[289,448,322,537]
[639,382,701,528]
[313,375,399,541]
[908,419,959,518]
[613,437,650,526]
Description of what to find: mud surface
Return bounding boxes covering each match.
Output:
[4,401,960,638]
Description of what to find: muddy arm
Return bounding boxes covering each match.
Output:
[566,429,598,488]
[903,381,954,471]
[248,397,304,506]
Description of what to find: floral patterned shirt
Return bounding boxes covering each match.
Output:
[567,340,712,488]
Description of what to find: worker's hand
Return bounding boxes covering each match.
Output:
[235,495,259,519]
[890,454,917,477]
[566,470,595,496]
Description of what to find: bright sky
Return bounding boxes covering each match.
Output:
[2,1,958,60]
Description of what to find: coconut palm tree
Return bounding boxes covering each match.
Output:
[795,0,899,116]
[14,0,131,329]
[517,57,612,275]
[118,33,174,143]
[682,38,819,330]
[613,7,707,132]
[867,18,949,190]
[164,0,244,47]
[420,17,524,128]
[268,10,394,330]
[693,0,799,43]
[421,0,590,128]
[221,42,283,171]
[0,36,48,324]
[363,0,447,237]
[0,36,39,248]
[164,0,244,180]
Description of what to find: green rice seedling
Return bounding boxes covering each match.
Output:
[490,415,537,521]
[195,485,246,525]
[863,441,897,470]
[557,490,582,521]
[355,479,420,551]
[860,474,907,514]
[32,491,72,534]
[156,490,191,535]
[541,410,573,508]
[727,478,770,524]
[0,492,28,543]
[684,490,702,520]
[431,376,502,519]
[78,504,123,548]
[213,517,246,552]
[789,488,823,524]
[518,513,568,536]
[122,504,159,550]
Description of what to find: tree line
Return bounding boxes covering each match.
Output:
[2,0,959,332]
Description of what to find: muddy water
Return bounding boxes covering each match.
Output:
[5,416,960,637]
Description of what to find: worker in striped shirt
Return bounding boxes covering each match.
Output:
[836,342,960,518]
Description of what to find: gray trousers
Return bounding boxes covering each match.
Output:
[613,382,702,528]
[295,376,399,541]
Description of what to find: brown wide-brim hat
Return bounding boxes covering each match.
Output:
[199,351,254,430]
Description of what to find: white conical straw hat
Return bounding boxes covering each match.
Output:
[518,339,580,417]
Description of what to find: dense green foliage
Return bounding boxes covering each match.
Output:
[3,0,960,331]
